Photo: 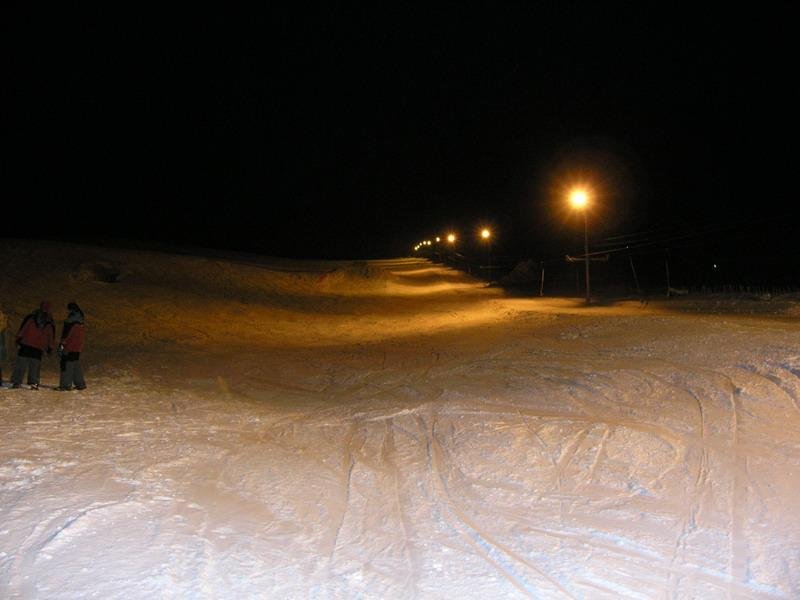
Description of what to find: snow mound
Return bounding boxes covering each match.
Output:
[72,260,125,283]
[0,240,492,351]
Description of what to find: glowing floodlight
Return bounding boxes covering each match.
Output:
[435,237,441,243]
[447,233,456,244]
[569,188,589,209]
[480,228,491,240]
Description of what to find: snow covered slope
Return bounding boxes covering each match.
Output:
[1,240,799,598]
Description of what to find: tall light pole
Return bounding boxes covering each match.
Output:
[447,233,456,264]
[569,189,591,304]
[480,228,492,282]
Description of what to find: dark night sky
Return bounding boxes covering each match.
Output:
[3,6,793,274]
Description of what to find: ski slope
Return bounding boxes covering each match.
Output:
[1,240,799,598]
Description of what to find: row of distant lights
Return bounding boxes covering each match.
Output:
[413,188,591,253]
[413,229,490,252]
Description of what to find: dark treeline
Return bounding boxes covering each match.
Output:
[421,214,800,296]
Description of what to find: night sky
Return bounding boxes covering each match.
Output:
[3,6,792,281]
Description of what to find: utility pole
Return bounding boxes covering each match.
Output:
[539,261,545,297]
[665,250,671,298]
[582,209,590,303]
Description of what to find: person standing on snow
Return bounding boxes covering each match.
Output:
[0,308,8,386]
[11,300,56,389]
[56,302,87,391]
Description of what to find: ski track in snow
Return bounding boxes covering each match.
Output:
[1,245,800,598]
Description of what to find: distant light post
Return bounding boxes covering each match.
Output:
[480,228,492,281]
[447,233,456,264]
[569,188,591,303]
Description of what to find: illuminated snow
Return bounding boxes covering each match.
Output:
[1,241,799,598]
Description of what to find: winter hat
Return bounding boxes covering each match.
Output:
[67,302,83,314]
[40,300,52,314]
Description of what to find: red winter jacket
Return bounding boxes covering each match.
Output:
[61,322,86,353]
[17,314,56,352]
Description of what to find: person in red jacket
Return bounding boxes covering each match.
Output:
[0,307,8,386]
[56,302,87,391]
[11,300,56,389]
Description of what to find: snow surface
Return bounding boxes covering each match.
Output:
[1,240,799,599]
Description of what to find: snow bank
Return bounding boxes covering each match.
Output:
[0,240,496,351]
